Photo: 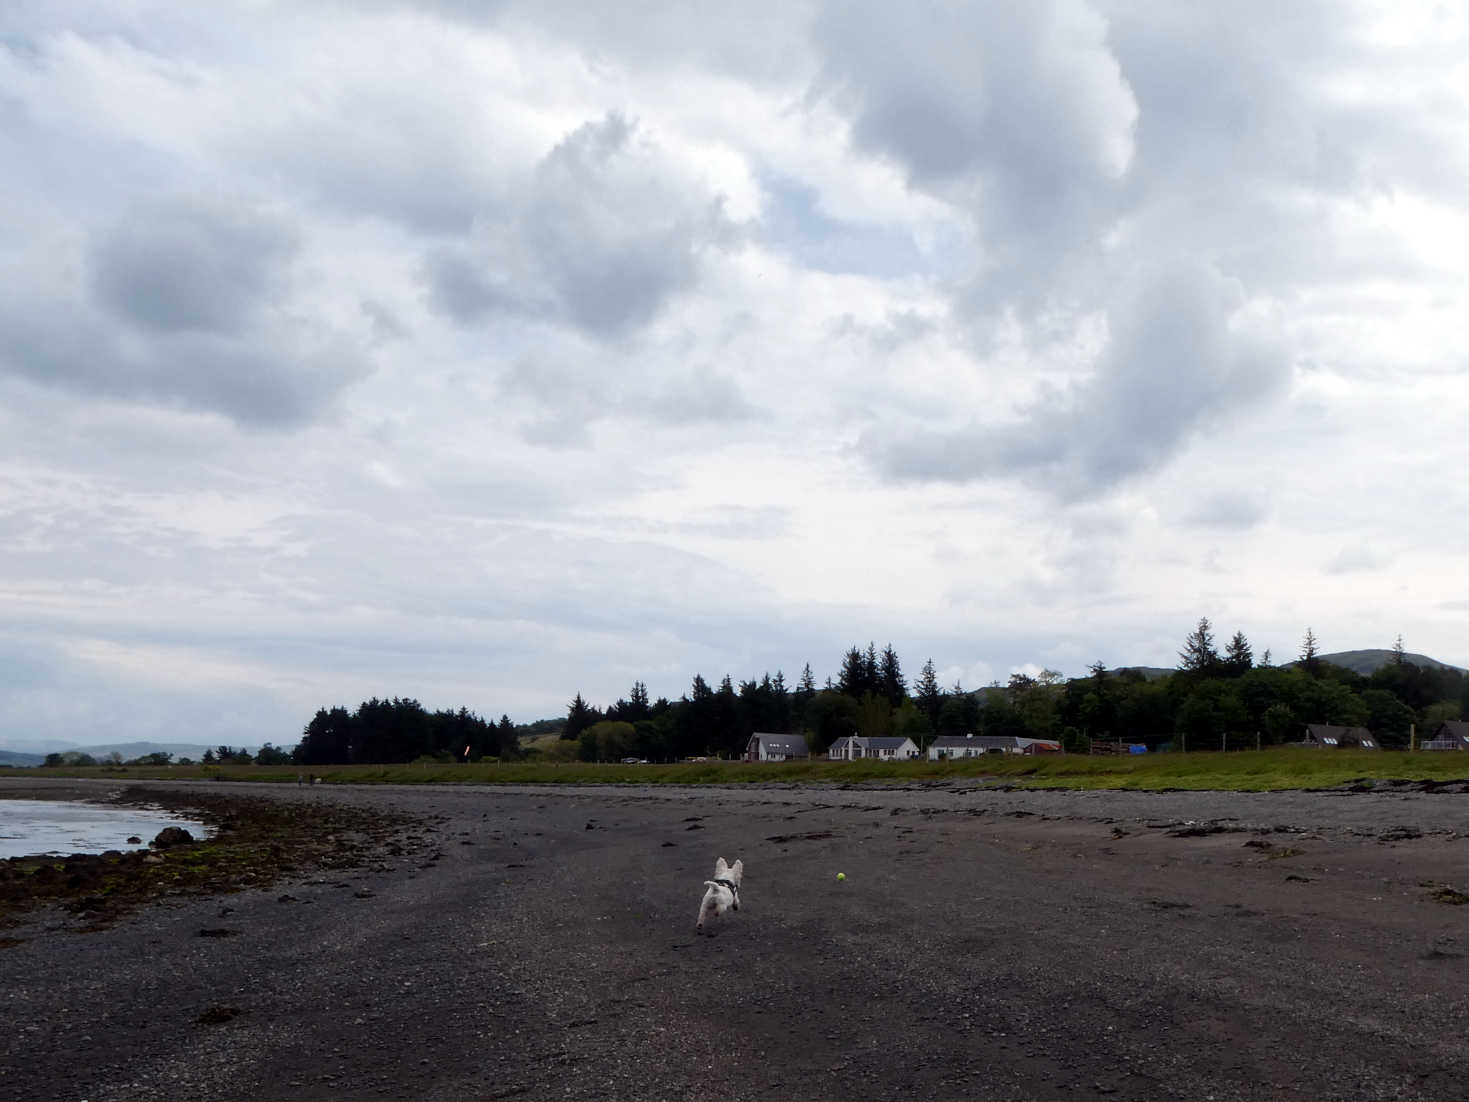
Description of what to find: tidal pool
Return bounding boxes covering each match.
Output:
[0,799,210,859]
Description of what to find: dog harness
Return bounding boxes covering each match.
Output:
[713,877,740,899]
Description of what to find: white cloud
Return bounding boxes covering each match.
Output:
[1,0,1468,746]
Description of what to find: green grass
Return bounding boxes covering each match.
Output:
[8,747,1469,791]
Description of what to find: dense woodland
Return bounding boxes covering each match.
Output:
[41,622,1469,768]
[292,700,522,765]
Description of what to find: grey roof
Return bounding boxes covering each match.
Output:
[929,734,1061,752]
[830,736,914,750]
[1431,721,1469,744]
[929,735,1017,749]
[1303,724,1378,748]
[750,732,808,755]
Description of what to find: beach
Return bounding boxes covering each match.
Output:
[2,775,1468,1101]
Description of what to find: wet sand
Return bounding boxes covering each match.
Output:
[2,775,1468,1101]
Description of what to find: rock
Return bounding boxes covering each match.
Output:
[126,836,142,845]
[152,826,195,849]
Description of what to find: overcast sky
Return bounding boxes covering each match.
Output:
[3,1,1467,749]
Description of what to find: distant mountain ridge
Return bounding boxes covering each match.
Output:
[1116,650,1463,681]
[1317,650,1465,676]
[0,740,261,765]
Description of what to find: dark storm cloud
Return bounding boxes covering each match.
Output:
[424,113,734,339]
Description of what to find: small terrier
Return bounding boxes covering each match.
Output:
[695,857,744,934]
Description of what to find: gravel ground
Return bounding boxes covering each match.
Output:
[2,776,1468,1101]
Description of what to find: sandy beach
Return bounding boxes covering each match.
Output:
[3,775,1468,1101]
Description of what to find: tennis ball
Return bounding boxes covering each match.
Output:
[836,872,846,881]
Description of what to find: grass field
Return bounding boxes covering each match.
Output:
[9,747,1469,791]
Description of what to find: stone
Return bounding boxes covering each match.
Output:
[152,827,194,849]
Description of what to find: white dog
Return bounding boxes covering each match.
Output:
[695,857,744,934]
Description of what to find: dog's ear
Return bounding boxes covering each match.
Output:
[732,859,743,880]
[714,857,729,875]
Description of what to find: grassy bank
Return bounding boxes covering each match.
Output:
[8,747,1469,791]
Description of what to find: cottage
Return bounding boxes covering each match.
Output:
[745,732,809,762]
[1423,720,1469,750]
[1301,724,1379,750]
[828,735,920,761]
[926,733,1059,759]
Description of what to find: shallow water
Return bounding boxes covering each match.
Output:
[0,799,210,858]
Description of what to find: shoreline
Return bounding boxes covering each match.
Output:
[2,778,1468,1099]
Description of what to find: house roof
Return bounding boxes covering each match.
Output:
[1435,720,1469,741]
[830,736,914,750]
[930,734,982,748]
[1304,724,1378,748]
[929,734,1021,750]
[749,732,808,755]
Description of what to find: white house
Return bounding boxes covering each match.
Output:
[828,735,920,761]
[927,734,1061,759]
[745,732,810,762]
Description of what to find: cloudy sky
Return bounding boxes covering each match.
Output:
[3,1,1467,749]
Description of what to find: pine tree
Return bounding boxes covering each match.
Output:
[879,644,906,710]
[792,664,816,731]
[1223,631,1253,676]
[837,646,868,698]
[1299,628,1320,675]
[912,658,943,741]
[564,692,598,741]
[1178,617,1220,674]
[1391,634,1406,665]
[627,680,651,721]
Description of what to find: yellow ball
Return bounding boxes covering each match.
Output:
[836,872,846,881]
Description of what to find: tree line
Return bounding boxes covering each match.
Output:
[292,698,522,765]
[41,623,1465,768]
[557,626,1469,762]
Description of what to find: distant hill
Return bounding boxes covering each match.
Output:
[0,741,262,763]
[1114,651,1463,682]
[1318,650,1466,676]
[84,742,262,762]
[1113,666,1176,682]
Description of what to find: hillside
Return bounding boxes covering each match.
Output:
[1318,650,1466,676]
[0,741,262,763]
[1113,650,1462,682]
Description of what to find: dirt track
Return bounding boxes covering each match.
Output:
[3,776,1468,1101]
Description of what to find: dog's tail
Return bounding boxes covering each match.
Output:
[704,880,720,891]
